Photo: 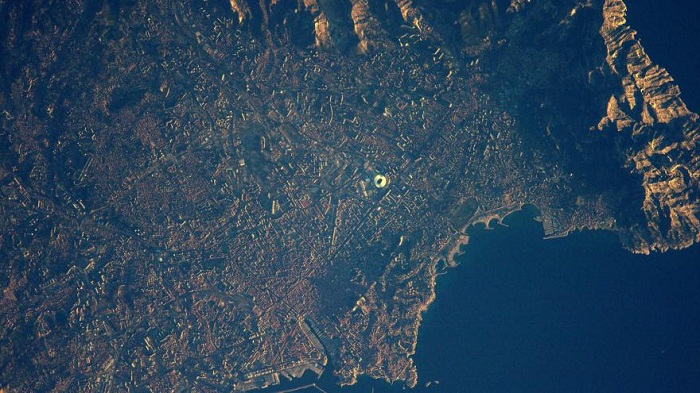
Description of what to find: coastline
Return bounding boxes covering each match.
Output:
[413,212,700,392]
[338,0,700,388]
[440,203,528,267]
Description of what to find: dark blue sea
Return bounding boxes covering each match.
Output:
[413,208,700,393]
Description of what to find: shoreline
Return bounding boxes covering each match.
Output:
[413,213,700,392]
[440,203,529,267]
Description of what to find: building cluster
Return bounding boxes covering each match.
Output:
[0,0,612,391]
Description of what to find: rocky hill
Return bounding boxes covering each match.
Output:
[0,0,698,391]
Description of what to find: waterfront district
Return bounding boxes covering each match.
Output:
[1,0,700,391]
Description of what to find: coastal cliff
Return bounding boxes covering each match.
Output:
[1,0,698,391]
[598,0,700,253]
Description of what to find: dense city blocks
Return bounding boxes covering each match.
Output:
[1,0,699,391]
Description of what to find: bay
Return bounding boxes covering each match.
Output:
[281,207,700,393]
[413,207,700,392]
[261,2,700,391]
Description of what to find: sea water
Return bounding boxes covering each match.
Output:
[413,207,700,392]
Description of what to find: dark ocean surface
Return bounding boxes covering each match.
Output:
[412,208,700,393]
